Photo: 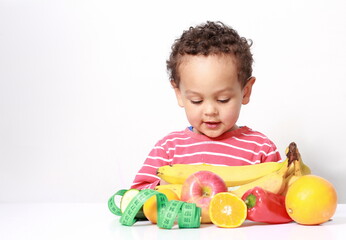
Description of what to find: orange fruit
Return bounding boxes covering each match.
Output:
[209,192,247,228]
[143,188,179,224]
[285,175,337,225]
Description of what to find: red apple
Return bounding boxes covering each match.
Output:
[181,170,227,223]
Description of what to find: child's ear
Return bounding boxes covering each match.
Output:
[242,77,256,105]
[172,82,184,107]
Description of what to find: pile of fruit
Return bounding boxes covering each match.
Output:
[109,142,338,229]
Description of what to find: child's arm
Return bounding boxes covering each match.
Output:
[130,144,169,190]
[260,140,282,163]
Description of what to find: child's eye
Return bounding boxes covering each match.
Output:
[218,99,230,103]
[191,100,203,104]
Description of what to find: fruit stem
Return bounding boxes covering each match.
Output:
[245,194,257,209]
[286,142,298,166]
[202,186,211,197]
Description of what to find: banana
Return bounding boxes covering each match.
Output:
[157,158,288,187]
[285,142,311,175]
[298,153,311,175]
[284,145,295,178]
[154,184,183,199]
[281,142,312,195]
[281,165,301,196]
[229,160,288,198]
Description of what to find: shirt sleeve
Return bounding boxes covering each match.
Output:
[260,140,282,163]
[130,144,169,190]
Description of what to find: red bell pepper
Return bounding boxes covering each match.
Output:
[241,187,292,224]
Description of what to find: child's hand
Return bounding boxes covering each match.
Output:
[159,179,169,185]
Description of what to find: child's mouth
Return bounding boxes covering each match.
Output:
[204,122,221,129]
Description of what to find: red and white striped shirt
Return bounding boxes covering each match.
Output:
[131,126,281,190]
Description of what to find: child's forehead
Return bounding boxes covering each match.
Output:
[178,54,240,87]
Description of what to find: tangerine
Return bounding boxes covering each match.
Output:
[285,175,337,225]
[209,192,247,228]
[143,188,179,224]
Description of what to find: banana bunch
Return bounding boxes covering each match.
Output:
[230,159,288,198]
[157,158,288,187]
[155,142,311,198]
[281,142,311,195]
[231,142,312,197]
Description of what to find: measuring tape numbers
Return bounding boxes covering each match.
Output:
[108,189,127,216]
[108,189,201,229]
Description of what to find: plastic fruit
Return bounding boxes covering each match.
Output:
[181,171,227,223]
[143,188,179,224]
[285,175,337,225]
[209,192,247,228]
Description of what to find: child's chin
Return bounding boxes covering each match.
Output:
[201,130,224,138]
[193,127,224,138]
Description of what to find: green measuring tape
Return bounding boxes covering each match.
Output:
[108,189,201,229]
[108,189,127,216]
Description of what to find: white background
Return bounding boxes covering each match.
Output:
[1,0,345,203]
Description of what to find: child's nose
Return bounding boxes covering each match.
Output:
[204,102,218,116]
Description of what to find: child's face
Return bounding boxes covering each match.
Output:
[174,55,255,138]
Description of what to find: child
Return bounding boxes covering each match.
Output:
[131,21,281,190]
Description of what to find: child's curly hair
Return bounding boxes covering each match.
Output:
[167,21,253,88]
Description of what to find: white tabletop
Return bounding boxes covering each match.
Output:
[0,203,345,240]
